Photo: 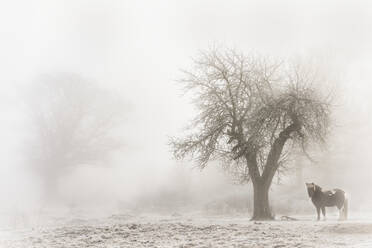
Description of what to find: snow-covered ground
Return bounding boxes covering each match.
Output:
[1,212,372,248]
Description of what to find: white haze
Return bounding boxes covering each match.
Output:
[0,0,371,219]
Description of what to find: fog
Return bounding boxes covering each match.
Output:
[1,0,372,225]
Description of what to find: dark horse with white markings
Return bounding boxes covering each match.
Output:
[306,183,348,221]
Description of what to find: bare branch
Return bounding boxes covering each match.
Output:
[170,48,332,186]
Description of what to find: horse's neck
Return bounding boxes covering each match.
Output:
[314,188,323,197]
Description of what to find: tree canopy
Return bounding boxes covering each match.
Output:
[170,49,332,186]
[26,74,127,200]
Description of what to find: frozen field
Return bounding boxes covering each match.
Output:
[1,212,372,248]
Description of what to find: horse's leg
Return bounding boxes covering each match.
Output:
[338,206,346,221]
[338,207,342,220]
[321,207,326,220]
[316,207,320,221]
[339,197,348,221]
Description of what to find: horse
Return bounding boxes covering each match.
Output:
[305,182,348,221]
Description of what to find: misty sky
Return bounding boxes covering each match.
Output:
[0,0,372,210]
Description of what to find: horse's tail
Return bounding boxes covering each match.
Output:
[342,193,349,220]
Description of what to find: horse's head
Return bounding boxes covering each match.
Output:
[305,182,320,197]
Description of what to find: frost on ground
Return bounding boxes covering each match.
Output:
[1,213,372,248]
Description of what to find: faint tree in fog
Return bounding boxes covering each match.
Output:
[27,74,126,201]
[170,49,332,220]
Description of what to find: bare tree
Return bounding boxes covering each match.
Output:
[170,49,332,220]
[27,74,127,201]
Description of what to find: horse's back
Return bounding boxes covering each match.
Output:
[323,188,345,208]
[333,188,345,194]
[324,189,345,197]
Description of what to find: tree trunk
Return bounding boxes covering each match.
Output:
[249,121,300,220]
[251,182,273,220]
[40,166,62,203]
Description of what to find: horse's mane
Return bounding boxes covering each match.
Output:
[314,184,322,192]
